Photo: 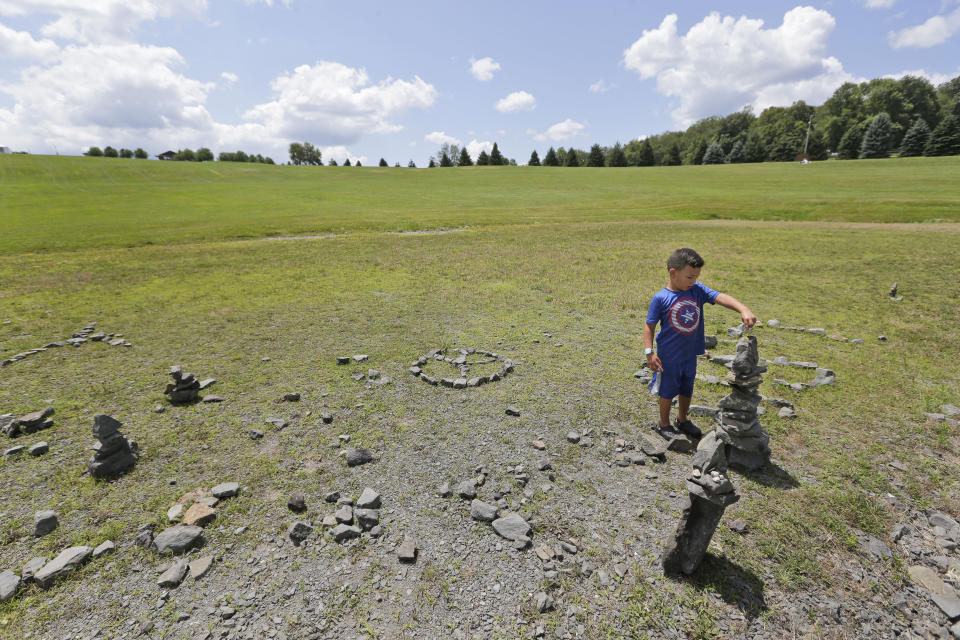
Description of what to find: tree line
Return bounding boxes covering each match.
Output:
[84,146,148,159]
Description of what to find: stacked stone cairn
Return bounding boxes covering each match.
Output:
[715,335,771,471]
[87,414,138,478]
[662,429,740,575]
[164,365,200,404]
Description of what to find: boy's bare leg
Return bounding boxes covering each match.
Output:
[658,396,673,427]
[677,395,691,423]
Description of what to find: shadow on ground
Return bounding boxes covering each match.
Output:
[676,553,768,620]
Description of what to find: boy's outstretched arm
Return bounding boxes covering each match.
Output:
[715,293,757,329]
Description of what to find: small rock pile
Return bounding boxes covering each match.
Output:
[87,414,138,478]
[1,407,54,438]
[289,487,391,550]
[164,365,203,404]
[1,322,131,367]
[662,429,740,575]
[715,336,771,471]
[410,347,515,388]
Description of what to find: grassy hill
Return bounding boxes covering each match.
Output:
[2,154,959,254]
[1,154,959,638]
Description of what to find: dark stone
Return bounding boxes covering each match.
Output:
[288,521,313,543]
[345,448,373,467]
[337,356,350,365]
[661,494,727,575]
[505,406,520,417]
[320,412,333,424]
[287,493,306,512]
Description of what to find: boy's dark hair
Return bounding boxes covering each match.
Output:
[667,248,705,270]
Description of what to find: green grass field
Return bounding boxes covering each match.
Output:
[1,155,959,638]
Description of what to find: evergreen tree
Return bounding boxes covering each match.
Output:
[924,114,960,156]
[489,142,504,165]
[726,140,745,163]
[899,118,930,156]
[133,148,147,159]
[408,160,416,168]
[428,158,436,168]
[564,148,580,167]
[837,121,866,159]
[439,151,453,167]
[379,158,388,167]
[343,158,351,166]
[664,143,681,166]
[542,147,559,166]
[458,147,473,166]
[637,140,655,166]
[586,143,605,167]
[859,112,893,158]
[701,141,726,164]
[355,160,361,166]
[607,142,628,167]
[528,150,541,166]
[328,158,338,166]
[476,150,490,165]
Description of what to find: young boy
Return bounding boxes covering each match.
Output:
[644,248,756,439]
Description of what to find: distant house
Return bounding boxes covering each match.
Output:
[0,146,10,154]
[156,150,176,160]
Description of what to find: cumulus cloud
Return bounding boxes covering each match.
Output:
[0,20,59,60]
[0,43,214,154]
[494,90,536,113]
[321,145,365,165]
[242,61,437,145]
[530,118,585,142]
[424,131,460,145]
[588,79,614,94]
[469,56,500,81]
[220,71,238,86]
[465,138,492,158]
[889,6,960,48]
[0,0,208,43]
[623,7,854,126]
[885,67,960,86]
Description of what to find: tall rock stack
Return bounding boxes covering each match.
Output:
[662,433,740,575]
[87,415,138,478]
[164,365,200,404]
[715,336,771,471]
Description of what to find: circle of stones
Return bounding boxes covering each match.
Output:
[408,347,514,389]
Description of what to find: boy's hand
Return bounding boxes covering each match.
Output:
[646,353,663,372]
[741,309,757,330]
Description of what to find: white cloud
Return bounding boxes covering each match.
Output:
[469,56,500,81]
[0,20,59,60]
[465,138,492,158]
[0,43,214,154]
[885,67,960,86]
[889,6,960,48]
[495,90,536,113]
[588,79,614,94]
[0,0,208,43]
[220,71,238,86]
[530,118,585,142]
[864,0,895,8]
[242,61,437,145]
[424,131,460,146]
[623,7,855,127]
[321,145,365,165]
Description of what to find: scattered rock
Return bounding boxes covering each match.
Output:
[356,488,382,509]
[34,546,92,588]
[778,406,797,419]
[345,448,373,467]
[320,412,334,424]
[287,493,307,512]
[470,499,498,522]
[188,555,213,580]
[93,540,115,558]
[729,519,749,534]
[397,536,418,563]
[182,503,217,527]
[282,392,301,402]
[355,508,380,531]
[21,557,46,583]
[28,441,49,456]
[4,445,25,457]
[331,524,362,542]
[152,525,204,555]
[288,521,313,543]
[505,406,520,417]
[201,395,224,403]
[211,482,240,498]
[455,480,477,500]
[534,591,554,613]
[157,558,189,588]
[0,570,20,602]
[336,356,350,365]
[492,513,531,541]
[33,510,59,537]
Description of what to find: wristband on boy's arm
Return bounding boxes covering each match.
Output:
[644,347,654,355]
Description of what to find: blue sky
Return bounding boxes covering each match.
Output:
[1,1,958,164]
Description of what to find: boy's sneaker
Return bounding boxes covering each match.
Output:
[652,423,679,440]
[674,419,702,439]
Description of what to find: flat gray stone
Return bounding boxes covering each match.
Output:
[534,591,554,613]
[28,441,49,456]
[355,508,380,531]
[331,524,362,542]
[91,414,121,439]
[345,448,373,467]
[92,540,115,558]
[397,536,418,563]
[505,406,520,417]
[152,525,204,554]
[211,482,240,498]
[34,546,92,588]
[455,479,477,500]
[491,513,531,541]
[470,499,498,522]
[157,558,189,588]
[189,555,213,580]
[21,557,46,582]
[0,570,19,602]
[942,404,960,417]
[932,593,960,621]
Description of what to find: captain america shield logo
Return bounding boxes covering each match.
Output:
[668,298,700,334]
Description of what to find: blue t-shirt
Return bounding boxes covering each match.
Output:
[646,282,719,364]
